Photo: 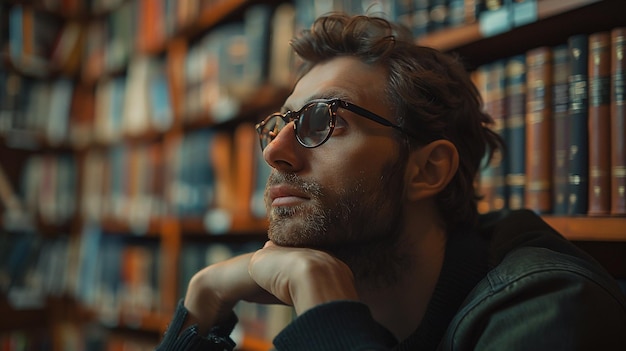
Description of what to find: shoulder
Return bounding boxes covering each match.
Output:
[479,246,626,307]
[442,246,626,350]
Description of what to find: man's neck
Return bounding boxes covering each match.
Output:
[356,214,447,341]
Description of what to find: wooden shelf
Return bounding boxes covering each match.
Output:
[543,216,626,242]
[418,0,626,68]
[101,216,163,237]
[142,0,249,55]
[117,311,170,334]
[417,0,603,51]
[180,216,268,237]
[0,296,47,331]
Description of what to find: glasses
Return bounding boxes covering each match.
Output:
[255,98,414,150]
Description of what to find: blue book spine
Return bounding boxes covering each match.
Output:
[551,44,570,215]
[505,55,527,210]
[567,34,589,215]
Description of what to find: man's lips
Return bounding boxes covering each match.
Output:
[268,185,310,206]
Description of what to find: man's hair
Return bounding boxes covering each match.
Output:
[290,14,504,232]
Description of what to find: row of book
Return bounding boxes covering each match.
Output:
[3,122,269,236]
[5,3,99,79]
[1,0,543,147]
[18,153,77,226]
[292,0,540,39]
[178,3,292,124]
[0,228,291,348]
[1,2,297,146]
[1,228,161,319]
[475,27,625,216]
[78,122,269,233]
[0,57,173,148]
[0,327,157,351]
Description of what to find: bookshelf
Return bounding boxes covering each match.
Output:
[1,0,625,350]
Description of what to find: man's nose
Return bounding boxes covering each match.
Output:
[262,121,304,172]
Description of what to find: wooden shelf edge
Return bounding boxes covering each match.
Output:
[537,0,601,19]
[417,23,481,52]
[118,311,170,333]
[416,0,603,52]
[542,216,626,241]
[177,0,247,40]
[180,215,268,237]
[0,296,47,331]
[240,334,273,351]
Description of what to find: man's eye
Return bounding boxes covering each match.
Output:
[334,116,348,128]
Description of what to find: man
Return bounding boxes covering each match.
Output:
[157,14,626,350]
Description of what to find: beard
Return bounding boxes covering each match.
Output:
[264,158,412,287]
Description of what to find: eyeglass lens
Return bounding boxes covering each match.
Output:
[298,102,333,147]
[259,101,334,149]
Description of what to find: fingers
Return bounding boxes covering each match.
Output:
[249,244,359,316]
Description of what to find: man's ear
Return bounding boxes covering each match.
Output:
[404,140,459,201]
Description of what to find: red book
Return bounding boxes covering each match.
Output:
[588,32,612,215]
[525,47,553,214]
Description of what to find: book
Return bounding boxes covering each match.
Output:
[81,21,106,84]
[243,4,272,95]
[136,0,166,54]
[483,61,508,211]
[234,123,257,221]
[525,46,553,214]
[479,0,512,37]
[587,31,612,216]
[148,58,174,132]
[412,0,431,39]
[552,44,570,215]
[94,76,126,143]
[81,149,106,222]
[611,27,626,215]
[269,3,296,88]
[69,82,95,148]
[472,68,494,214]
[105,1,134,73]
[505,55,527,210]
[447,0,466,27]
[122,56,151,137]
[50,21,85,76]
[428,0,449,32]
[567,34,590,215]
[46,78,74,145]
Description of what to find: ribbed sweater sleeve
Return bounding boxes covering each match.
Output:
[156,300,238,351]
[273,300,397,351]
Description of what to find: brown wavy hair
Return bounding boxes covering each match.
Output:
[290,14,504,232]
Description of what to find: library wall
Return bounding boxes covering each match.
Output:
[1,0,625,350]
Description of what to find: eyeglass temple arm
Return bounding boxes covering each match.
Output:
[340,101,419,140]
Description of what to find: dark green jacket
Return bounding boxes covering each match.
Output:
[157,210,626,350]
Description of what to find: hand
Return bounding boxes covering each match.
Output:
[248,241,359,316]
[182,253,279,334]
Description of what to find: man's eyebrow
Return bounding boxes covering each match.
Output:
[281,90,355,113]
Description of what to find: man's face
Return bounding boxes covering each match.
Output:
[262,57,407,250]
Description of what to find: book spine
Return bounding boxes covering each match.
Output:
[473,67,494,214]
[488,61,510,210]
[478,61,507,212]
[412,0,431,38]
[567,34,589,215]
[525,46,553,214]
[611,27,626,215]
[552,44,570,215]
[505,55,527,210]
[587,32,612,215]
